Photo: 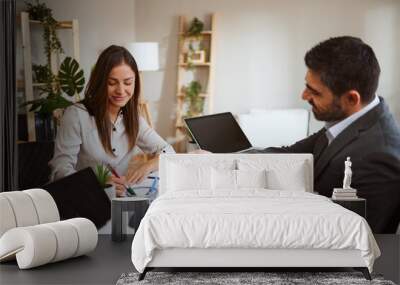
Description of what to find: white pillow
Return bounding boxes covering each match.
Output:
[266,165,306,191]
[167,163,212,191]
[237,159,307,191]
[211,169,267,190]
[236,169,267,188]
[212,169,236,190]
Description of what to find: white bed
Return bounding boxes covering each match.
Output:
[131,154,380,280]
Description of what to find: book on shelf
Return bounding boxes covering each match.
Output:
[333,187,357,193]
[332,192,358,197]
[332,194,359,200]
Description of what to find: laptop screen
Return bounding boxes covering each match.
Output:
[184,112,252,153]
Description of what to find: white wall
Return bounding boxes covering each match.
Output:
[16,0,400,138]
[134,0,400,136]
[45,0,136,85]
[16,0,136,98]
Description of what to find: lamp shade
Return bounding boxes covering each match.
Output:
[125,42,159,71]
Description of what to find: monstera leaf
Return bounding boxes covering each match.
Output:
[39,94,73,115]
[22,94,73,116]
[59,57,85,97]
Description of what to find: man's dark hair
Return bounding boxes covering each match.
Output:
[305,36,380,103]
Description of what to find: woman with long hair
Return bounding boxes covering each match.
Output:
[49,45,174,196]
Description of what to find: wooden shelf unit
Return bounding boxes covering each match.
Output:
[178,62,211,67]
[174,14,216,151]
[28,19,74,29]
[20,11,80,141]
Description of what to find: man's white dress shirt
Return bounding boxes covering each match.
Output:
[325,96,380,144]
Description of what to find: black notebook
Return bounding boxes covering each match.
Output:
[43,167,111,228]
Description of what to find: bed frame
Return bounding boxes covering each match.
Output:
[137,154,373,281]
[139,248,371,280]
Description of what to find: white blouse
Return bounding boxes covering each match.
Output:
[49,104,174,181]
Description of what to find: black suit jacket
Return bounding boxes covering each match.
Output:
[259,98,400,233]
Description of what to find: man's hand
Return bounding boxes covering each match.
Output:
[189,149,212,154]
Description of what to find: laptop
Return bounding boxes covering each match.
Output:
[184,112,258,153]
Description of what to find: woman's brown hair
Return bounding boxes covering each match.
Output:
[82,45,141,155]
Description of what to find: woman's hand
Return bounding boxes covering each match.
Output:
[126,157,158,185]
[126,162,152,185]
[109,175,128,197]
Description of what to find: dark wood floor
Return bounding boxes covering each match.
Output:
[0,235,398,285]
[0,235,134,285]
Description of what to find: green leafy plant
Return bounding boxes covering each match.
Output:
[23,93,73,117]
[32,64,53,84]
[26,0,63,63]
[94,165,111,189]
[59,57,85,99]
[185,81,204,117]
[23,56,84,116]
[25,0,49,20]
[184,18,205,69]
[186,17,204,37]
[185,42,196,70]
[23,2,85,118]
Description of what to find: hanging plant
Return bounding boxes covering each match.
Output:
[43,18,63,63]
[59,57,85,99]
[26,0,63,62]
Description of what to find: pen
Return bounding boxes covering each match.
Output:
[147,176,159,180]
[106,164,136,196]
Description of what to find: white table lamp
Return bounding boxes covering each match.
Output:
[124,42,159,127]
[125,42,159,71]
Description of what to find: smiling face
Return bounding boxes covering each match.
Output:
[302,69,347,122]
[107,62,135,111]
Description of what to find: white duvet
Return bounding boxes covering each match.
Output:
[131,190,380,273]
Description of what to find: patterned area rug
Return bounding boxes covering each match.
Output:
[116,271,395,285]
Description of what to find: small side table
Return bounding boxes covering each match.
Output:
[331,197,366,218]
[111,197,150,242]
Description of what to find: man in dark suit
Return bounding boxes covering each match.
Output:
[259,36,400,233]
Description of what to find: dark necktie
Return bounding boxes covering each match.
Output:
[314,130,329,163]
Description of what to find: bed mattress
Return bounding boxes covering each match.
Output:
[131,190,380,272]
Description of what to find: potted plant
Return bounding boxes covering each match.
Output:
[94,164,115,199]
[22,56,85,140]
[26,57,85,113]
[21,1,85,141]
[186,17,204,37]
[184,81,204,117]
[185,17,205,69]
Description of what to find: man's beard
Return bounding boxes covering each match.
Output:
[310,97,347,122]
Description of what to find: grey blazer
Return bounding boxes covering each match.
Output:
[258,98,400,233]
